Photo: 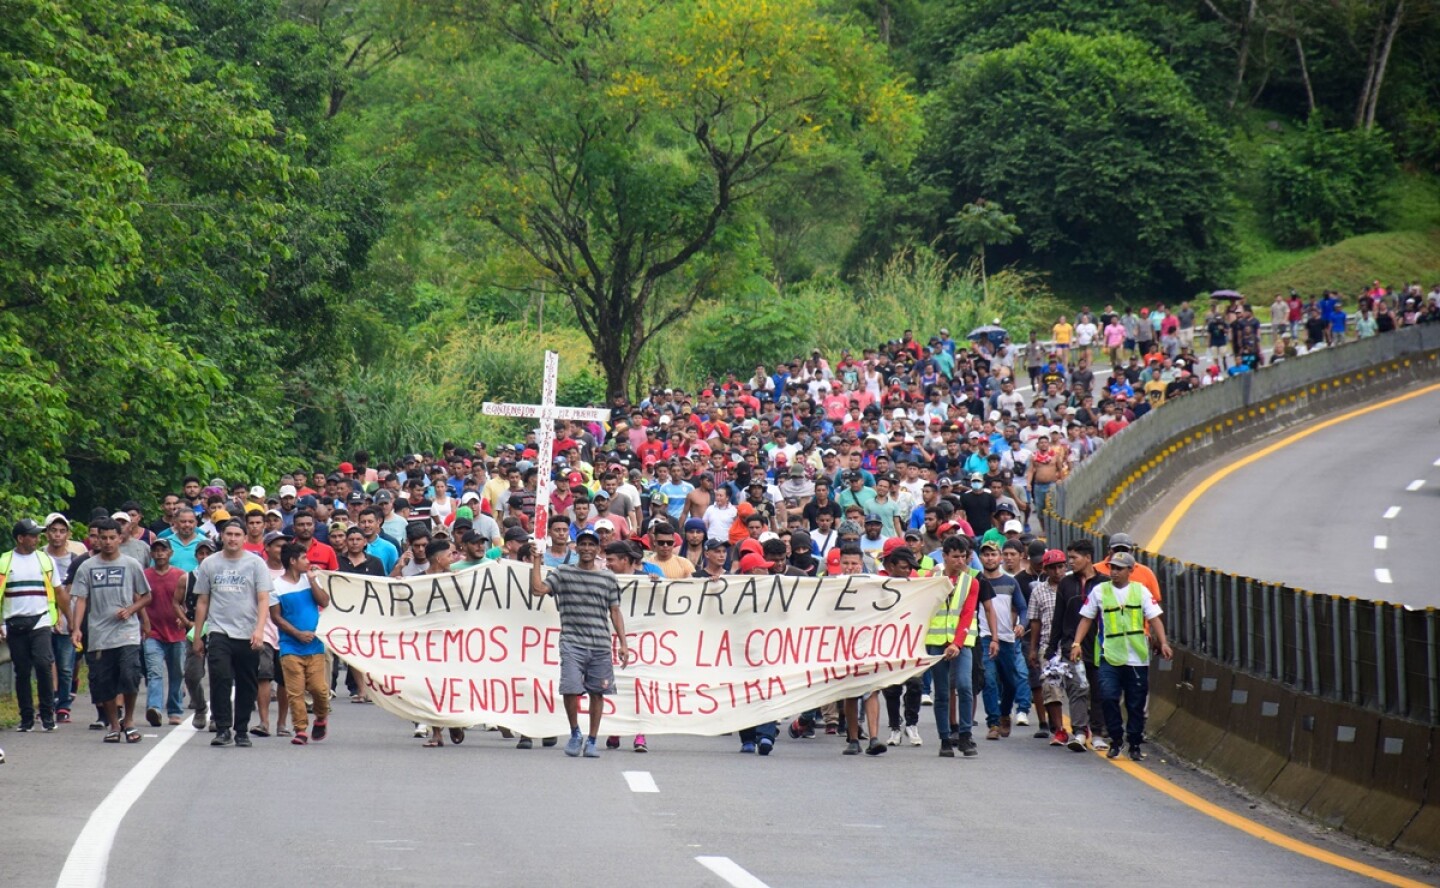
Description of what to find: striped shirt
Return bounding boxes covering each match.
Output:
[546,565,620,651]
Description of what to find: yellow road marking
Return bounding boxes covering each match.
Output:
[1147,382,1440,550]
[1101,753,1431,887]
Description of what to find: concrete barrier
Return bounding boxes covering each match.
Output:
[1203,671,1293,797]
[1397,727,1440,858]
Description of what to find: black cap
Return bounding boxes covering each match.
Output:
[575,529,600,544]
[13,518,43,537]
[347,492,365,504]
[1026,539,1048,559]
[502,527,529,543]
[703,538,728,551]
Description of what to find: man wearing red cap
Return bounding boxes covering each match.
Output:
[733,551,781,755]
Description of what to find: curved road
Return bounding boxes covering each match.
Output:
[1133,383,1440,608]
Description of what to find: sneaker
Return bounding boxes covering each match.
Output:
[542,737,558,747]
[865,739,888,756]
[905,725,922,746]
[207,720,217,733]
[583,739,600,758]
[802,725,816,739]
[986,726,1001,741]
[740,742,756,754]
[606,735,620,749]
[56,709,71,724]
[517,737,533,749]
[843,739,862,755]
[1067,731,1088,753]
[412,723,428,739]
[938,738,955,758]
[234,732,252,748]
[89,719,106,731]
[633,735,648,753]
[824,724,838,735]
[1050,729,1068,747]
[758,737,773,756]
[1092,735,1110,751]
[1129,745,1145,762]
[17,722,33,733]
[921,693,934,706]
[887,729,903,747]
[292,732,309,745]
[192,712,205,729]
[1015,710,1030,726]
[1106,744,1121,759]
[958,735,978,757]
[146,707,162,727]
[999,716,1012,738]
[564,734,583,757]
[1034,727,1050,739]
[312,719,327,742]
[788,719,804,739]
[42,721,56,733]
[212,729,233,747]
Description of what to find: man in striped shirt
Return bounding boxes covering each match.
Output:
[530,529,632,758]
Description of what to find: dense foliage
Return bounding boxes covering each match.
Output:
[2,0,1437,515]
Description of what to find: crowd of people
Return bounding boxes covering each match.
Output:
[4,280,1434,762]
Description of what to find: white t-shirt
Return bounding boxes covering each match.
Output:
[1079,582,1162,666]
[703,504,737,543]
[2,551,50,624]
[1075,322,1098,346]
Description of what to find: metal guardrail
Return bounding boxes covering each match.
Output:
[1042,323,1440,726]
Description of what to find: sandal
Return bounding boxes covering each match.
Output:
[250,725,271,738]
[124,727,142,744]
[448,728,465,745]
[103,730,121,743]
[292,732,309,745]
[277,728,292,737]
[423,738,444,748]
[350,696,368,704]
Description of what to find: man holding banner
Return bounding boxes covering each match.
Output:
[529,528,632,758]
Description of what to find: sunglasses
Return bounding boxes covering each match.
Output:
[654,539,674,547]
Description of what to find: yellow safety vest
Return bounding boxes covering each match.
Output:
[0,549,59,626]
[1096,581,1149,666]
[926,569,975,648]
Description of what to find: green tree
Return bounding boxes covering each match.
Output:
[926,30,1237,295]
[948,198,1021,299]
[389,0,921,400]
[1262,113,1395,246]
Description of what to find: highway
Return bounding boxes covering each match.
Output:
[6,690,1434,887]
[1133,384,1440,608]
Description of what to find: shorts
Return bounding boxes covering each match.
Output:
[257,643,277,681]
[91,645,143,700]
[558,638,616,696]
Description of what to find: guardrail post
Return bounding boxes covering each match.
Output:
[1428,609,1438,724]
[1206,570,1218,661]
[1256,579,1269,676]
[1272,585,1284,682]
[1290,589,1303,687]
[1230,574,1241,668]
[1348,598,1361,706]
[1331,597,1344,701]
[1304,592,1320,697]
[1393,605,1407,718]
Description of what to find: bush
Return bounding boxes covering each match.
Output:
[1262,114,1396,248]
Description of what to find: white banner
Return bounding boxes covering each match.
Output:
[316,563,950,736]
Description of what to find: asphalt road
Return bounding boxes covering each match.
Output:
[1132,384,1440,607]
[5,690,1434,887]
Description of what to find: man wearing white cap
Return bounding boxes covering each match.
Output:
[112,511,152,567]
[277,485,299,531]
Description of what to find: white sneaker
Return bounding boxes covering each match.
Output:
[1092,736,1110,751]
[921,693,934,706]
[412,723,428,738]
[905,725,922,746]
[1015,711,1030,726]
[887,729,903,747]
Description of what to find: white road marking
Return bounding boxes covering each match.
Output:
[1375,568,1393,584]
[1407,480,1425,492]
[1434,457,1440,466]
[623,770,659,793]
[1374,536,1388,550]
[1383,506,1401,519]
[57,722,198,888]
[696,857,772,888]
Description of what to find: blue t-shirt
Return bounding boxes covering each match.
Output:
[367,537,398,574]
[660,482,693,521]
[272,575,324,657]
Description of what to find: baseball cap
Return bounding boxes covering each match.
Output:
[978,540,1001,553]
[263,530,291,545]
[346,492,365,505]
[1042,549,1067,567]
[110,511,131,523]
[502,527,529,543]
[1002,519,1024,534]
[43,512,70,529]
[195,537,217,552]
[650,491,670,506]
[375,490,394,504]
[1108,532,1136,552]
[880,537,908,558]
[738,553,774,572]
[249,485,266,499]
[278,485,298,498]
[1109,551,1137,569]
[13,518,43,537]
[863,513,882,525]
[338,462,355,473]
[575,529,600,544]
[703,538,727,551]
[150,537,172,550]
[594,518,616,533]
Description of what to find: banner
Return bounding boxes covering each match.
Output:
[316,563,951,736]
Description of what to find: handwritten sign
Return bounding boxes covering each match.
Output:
[317,563,950,735]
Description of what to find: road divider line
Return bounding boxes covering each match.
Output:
[1383,506,1401,519]
[1434,457,1440,466]
[623,770,659,793]
[57,722,198,888]
[1376,568,1393,584]
[1100,753,1431,887]
[1406,480,1425,492]
[1148,383,1440,551]
[696,856,772,888]
[1374,536,1388,550]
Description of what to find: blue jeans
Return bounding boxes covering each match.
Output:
[52,631,76,713]
[926,644,973,740]
[981,638,1021,728]
[1031,482,1054,512]
[1013,643,1032,714]
[1098,662,1149,748]
[144,637,187,717]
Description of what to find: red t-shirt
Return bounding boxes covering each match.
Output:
[305,539,338,573]
[143,567,187,643]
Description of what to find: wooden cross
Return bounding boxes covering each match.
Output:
[481,350,611,536]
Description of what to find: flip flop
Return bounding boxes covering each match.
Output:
[423,738,443,748]
[124,728,142,744]
[103,730,121,743]
[277,728,292,737]
[448,728,465,745]
[250,725,271,738]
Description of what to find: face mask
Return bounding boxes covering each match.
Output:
[971,480,983,490]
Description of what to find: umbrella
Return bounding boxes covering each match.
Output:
[967,324,1008,341]
[1210,289,1244,300]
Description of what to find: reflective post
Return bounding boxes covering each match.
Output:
[1304,592,1320,697]
[1348,598,1361,706]
[1375,601,1388,712]
[1257,579,1269,676]
[1291,589,1304,687]
[1230,574,1241,668]
[1272,585,1284,682]
[1331,596,1344,701]
[1392,605,1406,718]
